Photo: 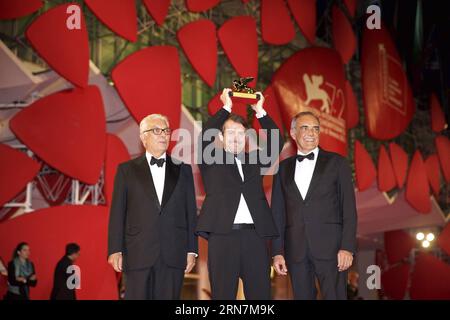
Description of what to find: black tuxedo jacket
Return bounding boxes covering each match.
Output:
[196,108,284,239]
[108,155,198,271]
[271,148,357,262]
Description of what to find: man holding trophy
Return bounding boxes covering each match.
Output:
[196,82,284,300]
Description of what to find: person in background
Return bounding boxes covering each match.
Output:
[50,243,81,300]
[5,242,37,300]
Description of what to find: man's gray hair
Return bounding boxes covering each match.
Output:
[290,111,320,130]
[139,114,170,133]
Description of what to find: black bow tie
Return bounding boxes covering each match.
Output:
[150,156,165,167]
[297,153,315,162]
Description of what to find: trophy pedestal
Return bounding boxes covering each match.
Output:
[228,91,260,104]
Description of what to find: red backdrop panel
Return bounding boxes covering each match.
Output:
[377,145,396,192]
[111,46,181,139]
[185,0,220,12]
[410,253,450,300]
[381,263,410,300]
[261,0,295,45]
[332,5,356,64]
[0,0,42,19]
[424,154,441,197]
[177,19,217,87]
[435,135,450,183]
[218,16,258,87]
[384,230,414,265]
[25,3,89,88]
[272,47,347,156]
[10,86,106,185]
[354,140,376,191]
[286,0,316,44]
[361,24,415,140]
[438,223,450,256]
[405,150,431,213]
[344,80,359,129]
[104,134,130,207]
[0,144,41,207]
[85,0,137,42]
[142,0,170,26]
[388,142,409,189]
[0,205,118,300]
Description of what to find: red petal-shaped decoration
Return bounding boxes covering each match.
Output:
[405,150,431,213]
[343,0,357,17]
[410,253,450,300]
[430,93,447,133]
[344,80,359,129]
[389,142,408,189]
[361,24,415,140]
[0,205,118,299]
[208,92,248,120]
[252,86,284,134]
[218,16,258,87]
[142,0,170,26]
[261,0,296,45]
[424,154,441,196]
[354,140,376,191]
[287,0,316,44]
[25,3,89,88]
[105,134,130,207]
[435,136,450,183]
[111,46,181,134]
[0,144,41,207]
[381,263,410,300]
[332,5,356,64]
[185,0,220,12]
[10,86,106,185]
[85,0,137,42]
[438,223,450,256]
[377,145,396,192]
[384,230,414,264]
[0,0,42,19]
[177,19,217,87]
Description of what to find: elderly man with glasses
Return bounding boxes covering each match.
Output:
[108,114,198,300]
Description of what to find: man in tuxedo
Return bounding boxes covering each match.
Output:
[271,111,357,300]
[197,88,283,299]
[50,243,80,300]
[108,114,198,300]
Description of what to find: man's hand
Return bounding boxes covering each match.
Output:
[29,274,36,281]
[337,250,353,272]
[185,253,196,274]
[16,276,27,283]
[273,255,288,276]
[250,91,265,114]
[108,252,123,272]
[220,88,233,109]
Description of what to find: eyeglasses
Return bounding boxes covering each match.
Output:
[297,125,320,134]
[142,127,172,135]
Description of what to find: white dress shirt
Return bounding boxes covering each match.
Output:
[146,151,166,205]
[145,151,197,258]
[233,156,254,224]
[294,147,319,200]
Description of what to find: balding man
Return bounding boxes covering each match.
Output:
[108,114,198,300]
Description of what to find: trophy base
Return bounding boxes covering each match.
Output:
[228,91,260,104]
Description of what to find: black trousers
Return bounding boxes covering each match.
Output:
[207,228,271,300]
[124,255,184,300]
[287,246,348,300]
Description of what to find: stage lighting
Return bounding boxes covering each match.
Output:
[422,240,430,248]
[426,233,435,242]
[416,232,425,241]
